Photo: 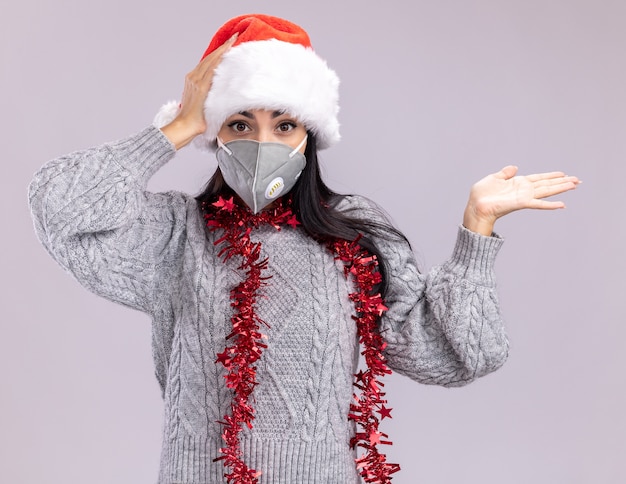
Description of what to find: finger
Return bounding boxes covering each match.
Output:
[533,174,579,184]
[202,33,238,65]
[220,32,239,50]
[527,199,566,210]
[493,165,518,180]
[193,33,238,78]
[533,176,580,191]
[526,171,566,182]
[534,181,579,199]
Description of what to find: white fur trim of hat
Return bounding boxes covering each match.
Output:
[153,39,340,151]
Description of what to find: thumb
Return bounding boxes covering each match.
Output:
[494,165,518,180]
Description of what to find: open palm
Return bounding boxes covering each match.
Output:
[463,165,580,235]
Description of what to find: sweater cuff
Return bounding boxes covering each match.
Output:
[444,225,504,286]
[107,125,176,185]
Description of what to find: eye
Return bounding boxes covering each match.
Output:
[227,121,251,133]
[276,121,297,133]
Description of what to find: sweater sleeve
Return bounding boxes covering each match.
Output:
[379,225,509,387]
[28,126,190,315]
[339,195,509,387]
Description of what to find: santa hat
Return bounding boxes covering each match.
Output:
[153,14,340,150]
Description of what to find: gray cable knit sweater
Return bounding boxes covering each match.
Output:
[29,126,509,483]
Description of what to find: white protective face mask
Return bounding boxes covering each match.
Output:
[216,135,307,213]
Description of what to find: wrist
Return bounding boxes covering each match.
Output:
[160,117,207,150]
[463,206,496,236]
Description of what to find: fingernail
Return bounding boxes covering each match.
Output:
[229,32,239,42]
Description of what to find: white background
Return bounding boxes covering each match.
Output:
[2,1,624,483]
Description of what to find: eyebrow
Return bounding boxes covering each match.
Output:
[237,110,286,119]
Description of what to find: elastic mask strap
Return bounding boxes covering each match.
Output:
[289,135,308,158]
[216,136,233,156]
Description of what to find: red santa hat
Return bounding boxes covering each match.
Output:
[153,14,340,150]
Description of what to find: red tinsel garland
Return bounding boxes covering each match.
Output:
[204,196,400,483]
[327,236,401,483]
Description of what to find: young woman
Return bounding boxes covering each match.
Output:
[28,14,579,484]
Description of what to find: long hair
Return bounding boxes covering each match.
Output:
[195,133,410,297]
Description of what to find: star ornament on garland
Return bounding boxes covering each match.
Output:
[213,195,236,212]
[378,404,393,420]
[286,214,300,228]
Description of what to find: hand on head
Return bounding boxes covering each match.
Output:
[160,33,238,150]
